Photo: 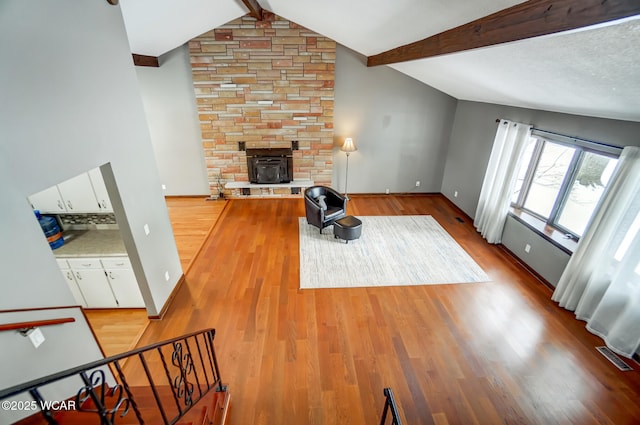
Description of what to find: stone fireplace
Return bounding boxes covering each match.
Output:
[189,13,335,198]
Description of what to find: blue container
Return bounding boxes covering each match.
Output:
[35,210,64,249]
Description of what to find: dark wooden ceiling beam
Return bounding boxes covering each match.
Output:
[242,0,264,21]
[132,54,159,68]
[367,0,640,67]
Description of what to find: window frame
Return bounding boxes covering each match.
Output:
[511,136,619,241]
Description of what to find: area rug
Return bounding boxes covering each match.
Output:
[299,215,490,289]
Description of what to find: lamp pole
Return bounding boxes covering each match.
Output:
[344,151,351,200]
[340,137,357,201]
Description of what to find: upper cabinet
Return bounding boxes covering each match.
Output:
[88,168,112,212]
[29,168,113,214]
[28,185,66,213]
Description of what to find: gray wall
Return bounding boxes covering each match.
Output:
[333,46,457,194]
[442,101,640,285]
[136,44,210,196]
[0,0,182,392]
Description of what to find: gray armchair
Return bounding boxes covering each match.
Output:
[304,186,347,233]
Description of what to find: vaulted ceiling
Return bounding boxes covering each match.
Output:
[119,0,640,122]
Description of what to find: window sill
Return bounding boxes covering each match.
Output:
[508,209,577,255]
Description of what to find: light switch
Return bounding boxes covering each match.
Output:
[144,224,150,235]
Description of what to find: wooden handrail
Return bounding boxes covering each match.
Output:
[0,317,75,332]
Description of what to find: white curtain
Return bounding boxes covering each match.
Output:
[475,120,533,243]
[552,146,640,358]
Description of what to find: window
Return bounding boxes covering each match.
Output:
[512,136,619,239]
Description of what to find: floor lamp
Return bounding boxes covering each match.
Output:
[341,137,357,200]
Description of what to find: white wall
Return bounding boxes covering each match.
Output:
[0,0,182,394]
[333,45,457,194]
[136,44,210,196]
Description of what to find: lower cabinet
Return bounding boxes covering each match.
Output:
[57,257,144,308]
[102,258,145,308]
[57,259,88,308]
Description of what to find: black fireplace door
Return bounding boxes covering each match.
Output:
[253,157,288,183]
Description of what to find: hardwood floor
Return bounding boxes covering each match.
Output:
[126,194,640,425]
[85,196,228,358]
[165,196,229,272]
[83,309,150,358]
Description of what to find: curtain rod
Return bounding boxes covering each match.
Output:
[495,118,622,151]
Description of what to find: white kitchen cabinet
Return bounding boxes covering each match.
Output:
[56,259,87,308]
[29,185,66,213]
[88,168,113,212]
[28,168,112,214]
[66,258,118,308]
[102,257,145,308]
[57,173,101,213]
[56,256,144,309]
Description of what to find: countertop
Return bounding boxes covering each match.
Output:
[53,229,127,257]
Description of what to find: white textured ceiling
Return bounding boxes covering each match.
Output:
[119,0,640,122]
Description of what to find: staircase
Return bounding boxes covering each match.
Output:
[0,329,230,425]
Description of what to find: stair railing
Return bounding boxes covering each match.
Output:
[0,328,225,425]
[380,387,403,425]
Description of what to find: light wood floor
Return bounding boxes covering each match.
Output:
[85,196,228,358]
[164,196,228,272]
[124,195,640,425]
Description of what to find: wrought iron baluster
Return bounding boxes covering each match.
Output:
[203,331,217,385]
[77,370,115,425]
[193,333,212,390]
[183,336,203,398]
[113,360,143,424]
[380,387,402,425]
[158,345,183,415]
[171,341,194,407]
[29,388,58,425]
[138,352,170,425]
[207,330,224,391]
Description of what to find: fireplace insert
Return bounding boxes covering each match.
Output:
[246,148,293,184]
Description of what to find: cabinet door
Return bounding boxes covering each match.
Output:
[73,268,118,308]
[58,173,101,213]
[29,185,66,213]
[59,268,88,308]
[88,168,113,212]
[106,268,145,308]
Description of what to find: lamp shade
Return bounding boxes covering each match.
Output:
[341,137,357,153]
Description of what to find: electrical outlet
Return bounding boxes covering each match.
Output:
[144,224,150,236]
[525,244,531,253]
[164,271,170,281]
[415,181,421,187]
[454,191,458,198]
[162,184,166,190]
[385,188,390,194]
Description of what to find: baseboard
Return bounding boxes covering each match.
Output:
[148,273,186,320]
[164,195,211,199]
[349,192,441,197]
